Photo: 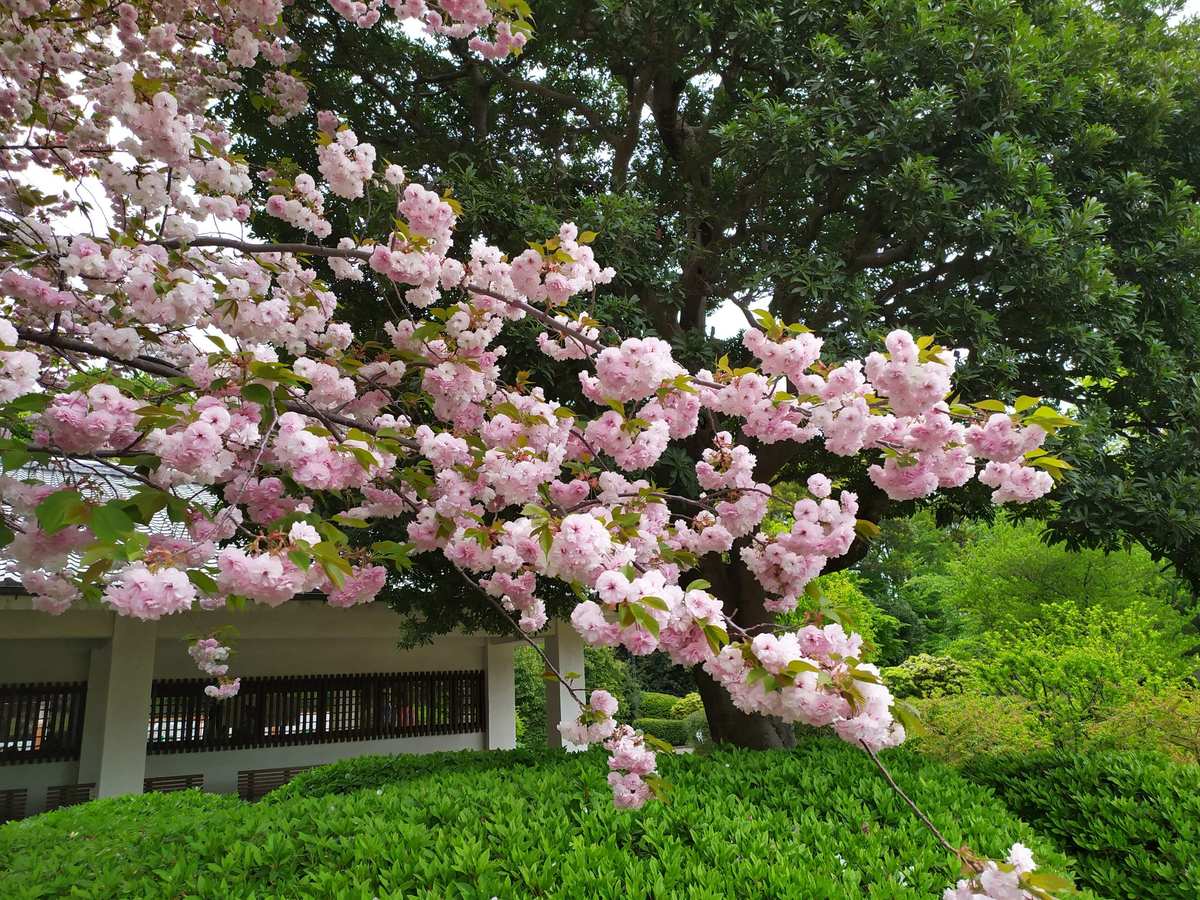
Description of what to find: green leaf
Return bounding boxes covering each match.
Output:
[241,383,274,409]
[35,490,87,534]
[971,399,1008,413]
[685,579,712,592]
[628,602,661,637]
[186,570,220,594]
[1013,395,1041,413]
[90,503,136,543]
[643,734,674,754]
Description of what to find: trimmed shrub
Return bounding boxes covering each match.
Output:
[0,742,1088,899]
[633,717,690,747]
[963,750,1200,899]
[881,654,970,699]
[266,747,563,802]
[637,691,681,718]
[669,691,704,719]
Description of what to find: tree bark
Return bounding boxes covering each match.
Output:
[692,543,796,749]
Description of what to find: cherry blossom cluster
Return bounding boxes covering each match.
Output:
[188,636,231,677]
[944,843,1044,900]
[706,624,904,750]
[188,635,242,698]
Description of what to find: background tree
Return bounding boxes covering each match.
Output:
[229,0,1200,746]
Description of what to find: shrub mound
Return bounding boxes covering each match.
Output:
[632,716,691,746]
[669,692,704,719]
[267,747,561,803]
[637,690,681,718]
[964,750,1200,900]
[0,741,1083,899]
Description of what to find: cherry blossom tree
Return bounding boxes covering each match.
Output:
[0,1,1078,895]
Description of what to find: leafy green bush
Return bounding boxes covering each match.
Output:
[0,742,1087,899]
[963,751,1200,900]
[266,748,564,803]
[906,693,1048,764]
[632,717,690,746]
[1085,686,1200,763]
[882,654,969,699]
[669,691,704,719]
[637,690,681,718]
[960,602,1194,745]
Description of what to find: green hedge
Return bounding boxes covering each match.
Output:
[0,741,1087,899]
[670,692,704,719]
[963,750,1200,899]
[267,747,564,803]
[638,690,681,718]
[632,716,692,747]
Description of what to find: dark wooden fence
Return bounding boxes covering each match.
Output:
[146,670,485,754]
[0,682,87,764]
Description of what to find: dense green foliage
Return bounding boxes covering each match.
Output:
[638,691,683,719]
[907,694,1049,765]
[0,744,1085,899]
[881,654,970,699]
[631,717,692,747]
[265,748,564,804]
[915,518,1186,633]
[670,693,705,720]
[1085,686,1200,763]
[963,601,1195,745]
[964,751,1200,900]
[513,645,640,746]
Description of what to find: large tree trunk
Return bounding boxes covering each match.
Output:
[694,665,795,748]
[693,547,796,749]
[688,476,890,749]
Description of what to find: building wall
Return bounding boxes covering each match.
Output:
[1,597,503,816]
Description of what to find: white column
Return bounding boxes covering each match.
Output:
[544,623,585,750]
[484,641,516,750]
[77,645,113,784]
[87,617,158,798]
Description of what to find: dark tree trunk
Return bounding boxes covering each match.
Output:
[694,665,795,749]
[692,547,796,749]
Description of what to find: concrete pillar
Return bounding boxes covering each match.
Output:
[77,645,113,784]
[544,623,585,750]
[81,617,157,798]
[484,641,517,750]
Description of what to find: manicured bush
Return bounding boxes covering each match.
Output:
[963,750,1200,900]
[881,654,970,699]
[637,690,681,718]
[632,716,691,747]
[0,742,1087,899]
[266,747,564,802]
[669,691,704,719]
